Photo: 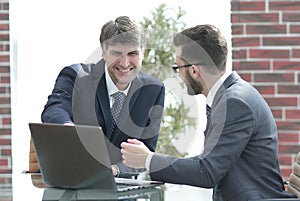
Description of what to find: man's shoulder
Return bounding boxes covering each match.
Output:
[62,60,104,79]
[137,71,163,86]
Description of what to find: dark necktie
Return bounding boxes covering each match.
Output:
[205,104,221,200]
[111,91,126,132]
[204,104,211,137]
[206,104,211,117]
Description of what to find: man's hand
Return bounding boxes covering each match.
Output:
[111,165,119,176]
[121,139,152,168]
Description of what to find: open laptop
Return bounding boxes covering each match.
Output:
[28,122,164,192]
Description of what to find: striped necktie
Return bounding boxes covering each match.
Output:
[111,91,126,132]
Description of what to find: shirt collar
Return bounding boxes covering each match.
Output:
[206,71,231,107]
[105,64,131,96]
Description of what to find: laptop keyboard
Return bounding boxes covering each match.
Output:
[116,183,142,191]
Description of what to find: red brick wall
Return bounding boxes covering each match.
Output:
[231,0,300,180]
[0,0,11,199]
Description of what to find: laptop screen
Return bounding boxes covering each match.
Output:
[29,122,164,191]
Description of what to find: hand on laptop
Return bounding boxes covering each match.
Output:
[111,165,120,176]
[121,139,152,169]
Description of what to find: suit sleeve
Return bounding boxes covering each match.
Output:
[140,85,165,152]
[149,97,255,188]
[41,67,77,124]
[116,83,165,176]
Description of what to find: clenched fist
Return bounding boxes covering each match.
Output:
[121,139,152,169]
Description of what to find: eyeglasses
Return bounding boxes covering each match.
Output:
[172,63,204,73]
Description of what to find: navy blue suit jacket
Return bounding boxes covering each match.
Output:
[41,59,165,173]
[149,72,296,201]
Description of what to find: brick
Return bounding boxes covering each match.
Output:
[231,13,279,23]
[278,132,299,143]
[263,37,300,46]
[286,109,300,119]
[231,1,265,11]
[278,85,300,95]
[283,12,300,22]
[279,144,300,154]
[236,72,252,82]
[271,109,283,119]
[0,34,9,41]
[270,1,300,11]
[232,49,247,59]
[1,148,11,156]
[280,167,292,180]
[0,108,10,114]
[0,24,9,31]
[279,155,292,166]
[0,75,10,84]
[274,61,300,70]
[277,121,300,131]
[290,25,300,34]
[254,73,294,83]
[232,37,260,47]
[233,61,270,71]
[246,25,286,35]
[254,84,275,95]
[0,97,10,104]
[0,158,8,166]
[232,25,244,35]
[0,128,11,135]
[2,118,11,125]
[0,168,12,174]
[2,117,10,125]
[0,55,9,62]
[265,97,298,107]
[292,49,300,58]
[0,13,9,21]
[0,66,9,73]
[0,139,10,145]
[249,49,290,59]
[1,3,9,10]
[0,175,12,184]
[0,86,6,93]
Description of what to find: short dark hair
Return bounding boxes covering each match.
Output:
[173,24,228,73]
[100,16,146,50]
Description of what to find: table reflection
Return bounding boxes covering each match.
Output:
[42,187,161,201]
[1,172,212,201]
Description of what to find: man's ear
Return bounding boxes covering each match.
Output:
[101,47,106,61]
[191,65,201,78]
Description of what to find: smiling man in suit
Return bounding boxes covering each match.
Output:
[41,16,165,177]
[121,24,297,200]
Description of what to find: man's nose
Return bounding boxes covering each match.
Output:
[119,55,130,67]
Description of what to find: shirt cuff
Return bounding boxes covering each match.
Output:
[145,152,154,171]
[64,122,74,126]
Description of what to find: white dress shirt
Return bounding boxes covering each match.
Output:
[105,66,130,107]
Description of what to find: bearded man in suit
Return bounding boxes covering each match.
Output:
[121,24,296,200]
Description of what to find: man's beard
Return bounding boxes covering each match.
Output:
[185,69,202,95]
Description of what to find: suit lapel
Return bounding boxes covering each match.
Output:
[93,60,114,137]
[204,72,240,138]
[211,72,240,108]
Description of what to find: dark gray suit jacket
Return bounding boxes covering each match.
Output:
[149,72,296,201]
[41,59,165,174]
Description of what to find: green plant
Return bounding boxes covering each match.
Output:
[141,3,196,157]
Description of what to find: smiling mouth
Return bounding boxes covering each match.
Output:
[116,67,134,73]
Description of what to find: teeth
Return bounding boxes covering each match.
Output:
[118,68,130,73]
